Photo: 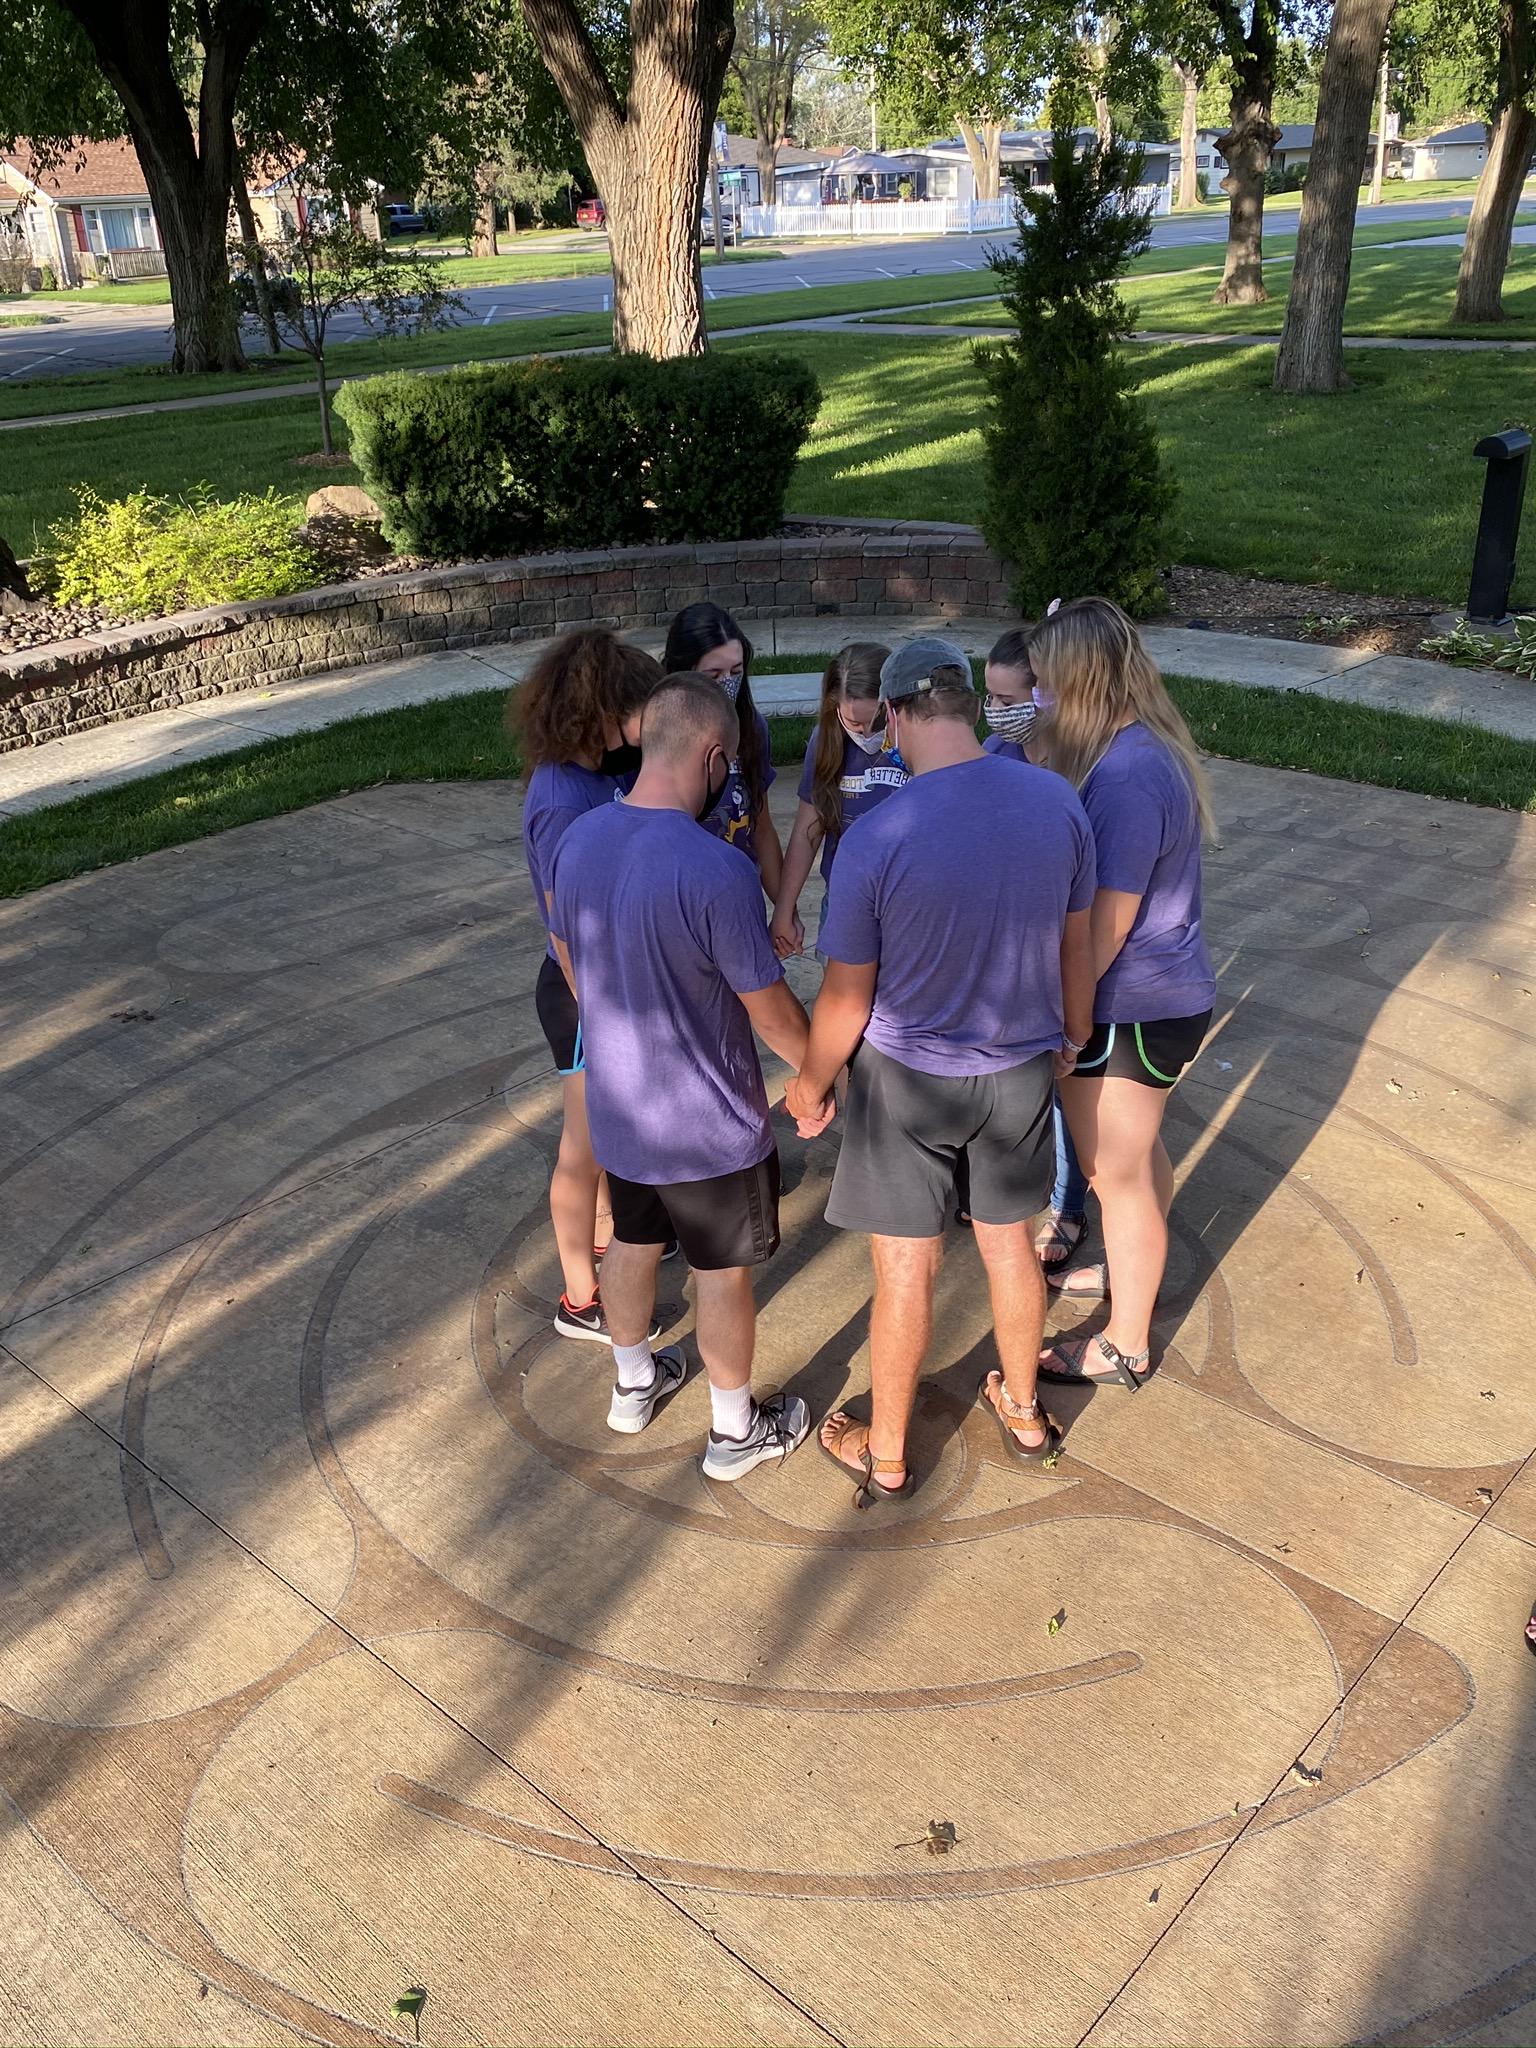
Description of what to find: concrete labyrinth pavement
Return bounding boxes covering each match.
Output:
[0,764,1533,2047]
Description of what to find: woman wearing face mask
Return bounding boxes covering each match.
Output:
[514,628,666,1344]
[1030,597,1218,1391]
[663,603,784,904]
[770,643,907,960]
[981,627,1040,763]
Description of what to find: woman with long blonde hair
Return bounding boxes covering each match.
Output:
[1030,598,1217,1391]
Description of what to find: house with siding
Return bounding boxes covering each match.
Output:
[0,139,162,284]
[1399,122,1491,181]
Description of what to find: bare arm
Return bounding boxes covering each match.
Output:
[739,977,812,1072]
[770,800,822,957]
[791,958,877,1114]
[1089,889,1143,982]
[754,799,785,906]
[1058,907,1095,1061]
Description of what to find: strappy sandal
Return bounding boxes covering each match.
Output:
[1035,1210,1088,1274]
[817,1411,916,1509]
[1037,1334,1152,1391]
[1047,1258,1109,1301]
[978,1372,1061,1464]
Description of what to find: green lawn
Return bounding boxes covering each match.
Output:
[3,327,1526,600]
[4,671,1531,899]
[0,277,177,307]
[865,234,1536,340]
[0,312,57,327]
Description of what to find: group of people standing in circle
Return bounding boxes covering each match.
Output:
[517,592,1216,1500]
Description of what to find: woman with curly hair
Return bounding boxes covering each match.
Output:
[514,628,665,1343]
[663,602,784,905]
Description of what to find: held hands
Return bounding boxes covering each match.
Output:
[785,1069,836,1140]
[1054,1047,1081,1082]
[770,908,806,959]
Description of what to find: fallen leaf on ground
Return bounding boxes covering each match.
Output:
[1475,1486,1495,1505]
[1386,1078,1403,1094]
[1047,1608,1066,1635]
[1148,1887,1161,1904]
[1290,1760,1324,1786]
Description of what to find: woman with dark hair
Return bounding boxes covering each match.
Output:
[770,642,905,958]
[663,602,785,903]
[514,627,665,1343]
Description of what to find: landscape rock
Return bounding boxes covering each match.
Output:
[0,534,32,603]
[304,485,383,525]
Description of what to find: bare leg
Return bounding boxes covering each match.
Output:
[551,1073,601,1305]
[599,1239,664,1349]
[1073,1077,1174,1359]
[692,1266,755,1393]
[973,1219,1050,1449]
[821,1234,942,1485]
[595,1169,613,1258]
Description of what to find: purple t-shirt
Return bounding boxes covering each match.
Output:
[701,706,776,864]
[820,754,1097,1077]
[549,803,785,1184]
[982,733,1028,764]
[796,730,911,883]
[1082,723,1216,1024]
[522,760,619,960]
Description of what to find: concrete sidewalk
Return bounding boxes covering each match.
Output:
[1,613,1531,820]
[1,762,1533,2047]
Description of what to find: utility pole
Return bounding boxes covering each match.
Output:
[1369,51,1389,204]
[710,117,727,257]
[869,69,878,150]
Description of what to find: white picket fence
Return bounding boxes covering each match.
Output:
[740,186,1170,239]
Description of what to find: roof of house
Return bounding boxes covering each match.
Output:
[1,138,149,202]
[912,128,1171,161]
[1416,121,1489,146]
[720,135,850,172]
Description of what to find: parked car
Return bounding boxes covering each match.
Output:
[701,203,739,247]
[384,203,427,235]
[576,196,606,230]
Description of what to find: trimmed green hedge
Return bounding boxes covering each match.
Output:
[335,351,821,558]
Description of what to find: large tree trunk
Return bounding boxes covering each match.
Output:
[472,186,500,258]
[756,138,779,208]
[1455,104,1536,319]
[1175,62,1201,210]
[956,116,1004,201]
[232,168,281,356]
[522,0,733,356]
[1274,0,1395,392]
[55,0,261,373]
[1215,89,1280,302]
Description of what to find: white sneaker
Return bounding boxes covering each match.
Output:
[606,1346,689,1435]
[700,1393,812,1481]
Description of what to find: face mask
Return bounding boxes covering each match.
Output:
[599,742,642,781]
[1031,683,1056,715]
[840,710,886,756]
[985,700,1036,745]
[713,670,744,706]
[696,748,730,823]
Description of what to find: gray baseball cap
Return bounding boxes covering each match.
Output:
[878,635,975,705]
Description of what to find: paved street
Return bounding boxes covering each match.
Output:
[0,196,1482,382]
[1,755,1533,2046]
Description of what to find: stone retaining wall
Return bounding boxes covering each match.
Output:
[0,519,1011,753]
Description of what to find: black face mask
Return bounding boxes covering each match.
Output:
[600,742,643,782]
[696,749,729,823]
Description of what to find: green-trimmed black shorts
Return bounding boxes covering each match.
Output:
[1072,1011,1213,1091]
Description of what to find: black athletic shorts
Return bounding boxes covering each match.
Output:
[1072,1010,1213,1091]
[826,1041,1054,1238]
[606,1151,782,1271]
[535,953,583,1075]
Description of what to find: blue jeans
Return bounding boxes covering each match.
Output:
[1052,1095,1089,1216]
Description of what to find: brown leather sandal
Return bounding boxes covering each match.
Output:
[818,1411,917,1509]
[978,1372,1061,1464]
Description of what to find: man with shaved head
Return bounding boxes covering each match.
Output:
[549,673,816,1480]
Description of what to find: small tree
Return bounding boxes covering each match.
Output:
[241,219,465,455]
[975,129,1176,618]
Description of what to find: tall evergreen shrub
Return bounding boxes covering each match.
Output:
[976,129,1176,618]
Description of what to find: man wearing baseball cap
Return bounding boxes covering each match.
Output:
[786,636,1098,1501]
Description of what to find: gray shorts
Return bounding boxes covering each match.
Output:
[826,1042,1055,1238]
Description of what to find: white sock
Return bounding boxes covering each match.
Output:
[709,1381,754,1441]
[613,1340,655,1391]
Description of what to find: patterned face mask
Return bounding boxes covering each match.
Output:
[984,699,1036,744]
[714,670,745,705]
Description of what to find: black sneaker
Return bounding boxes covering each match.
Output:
[553,1293,662,1346]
